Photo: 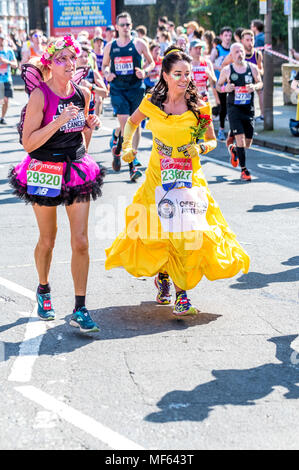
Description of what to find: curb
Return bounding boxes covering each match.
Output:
[213,122,299,155]
[252,136,299,155]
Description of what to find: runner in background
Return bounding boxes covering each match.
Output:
[0,33,18,125]
[241,29,264,121]
[102,11,154,181]
[216,43,263,181]
[144,42,162,92]
[20,29,44,66]
[224,29,264,150]
[203,31,215,59]
[77,46,108,142]
[92,36,107,86]
[189,39,216,102]
[250,19,265,48]
[210,27,232,140]
[103,25,116,46]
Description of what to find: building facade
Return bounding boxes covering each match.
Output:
[0,0,28,35]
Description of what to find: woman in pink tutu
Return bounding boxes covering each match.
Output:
[8,35,104,333]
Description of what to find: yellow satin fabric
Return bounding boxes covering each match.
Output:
[105,94,250,290]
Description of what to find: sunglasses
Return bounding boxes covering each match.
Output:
[33,33,42,38]
[118,23,131,27]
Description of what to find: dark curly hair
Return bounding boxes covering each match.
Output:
[151,45,202,118]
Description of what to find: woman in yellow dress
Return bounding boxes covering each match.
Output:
[105,46,250,316]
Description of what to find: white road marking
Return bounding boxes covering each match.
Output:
[0,276,46,382]
[8,304,46,383]
[0,276,35,301]
[15,385,145,450]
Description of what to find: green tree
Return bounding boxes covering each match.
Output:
[188,0,299,49]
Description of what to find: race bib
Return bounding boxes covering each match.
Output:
[27,160,63,197]
[234,86,251,105]
[155,186,210,233]
[192,66,207,92]
[160,157,193,191]
[114,56,134,75]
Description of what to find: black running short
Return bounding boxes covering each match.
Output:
[227,105,255,139]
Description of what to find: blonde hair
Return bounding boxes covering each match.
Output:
[28,56,50,81]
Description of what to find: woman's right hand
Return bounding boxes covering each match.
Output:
[57,102,80,126]
[122,147,137,163]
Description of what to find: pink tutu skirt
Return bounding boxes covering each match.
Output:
[8,154,105,206]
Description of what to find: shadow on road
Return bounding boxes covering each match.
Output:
[230,256,299,290]
[230,269,299,290]
[145,335,299,423]
[2,302,221,361]
[90,301,221,340]
[248,202,299,212]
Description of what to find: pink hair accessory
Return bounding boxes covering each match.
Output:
[40,35,81,66]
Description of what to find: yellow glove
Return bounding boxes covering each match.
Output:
[122,148,137,163]
[186,143,201,159]
[201,138,217,154]
[122,117,138,163]
[186,139,217,158]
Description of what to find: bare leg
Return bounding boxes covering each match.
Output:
[1,97,9,118]
[66,201,90,296]
[32,205,57,285]
[173,282,185,293]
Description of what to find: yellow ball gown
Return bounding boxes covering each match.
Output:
[105,94,250,291]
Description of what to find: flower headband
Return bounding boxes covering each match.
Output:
[41,35,81,66]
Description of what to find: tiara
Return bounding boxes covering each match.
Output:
[41,35,81,66]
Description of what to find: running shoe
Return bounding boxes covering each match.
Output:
[112,145,121,172]
[0,118,7,125]
[173,292,198,316]
[130,167,142,182]
[133,156,142,167]
[228,144,239,168]
[240,168,252,182]
[154,275,172,304]
[109,128,118,149]
[69,306,100,333]
[255,115,264,123]
[217,128,226,140]
[36,292,55,321]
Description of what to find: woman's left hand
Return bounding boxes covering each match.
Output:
[86,114,101,130]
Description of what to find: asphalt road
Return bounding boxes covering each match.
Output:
[0,91,298,450]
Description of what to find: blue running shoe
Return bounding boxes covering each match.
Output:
[109,128,118,150]
[217,128,226,141]
[36,292,55,321]
[69,306,100,333]
[133,156,142,167]
[130,167,142,182]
